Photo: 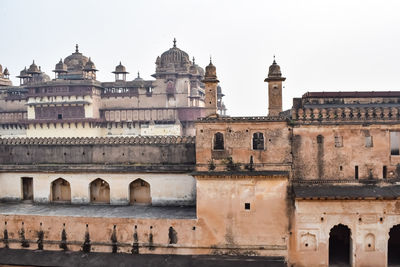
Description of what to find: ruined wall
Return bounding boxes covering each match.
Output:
[292,124,397,180]
[196,175,289,256]
[290,199,400,267]
[0,136,195,165]
[195,119,292,172]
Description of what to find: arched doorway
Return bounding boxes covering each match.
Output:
[388,225,400,266]
[329,224,351,266]
[51,178,71,202]
[90,178,110,204]
[129,179,151,205]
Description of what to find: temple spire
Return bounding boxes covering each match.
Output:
[75,44,79,53]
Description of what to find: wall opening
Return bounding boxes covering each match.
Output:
[355,166,359,180]
[21,177,33,201]
[51,178,71,202]
[213,132,224,150]
[329,224,351,266]
[383,166,387,179]
[388,225,400,266]
[129,179,151,205]
[252,132,264,150]
[90,178,110,204]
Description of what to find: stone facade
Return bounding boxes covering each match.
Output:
[1,59,400,267]
[0,41,227,137]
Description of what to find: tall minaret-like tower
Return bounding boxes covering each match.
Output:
[203,59,219,117]
[264,57,286,116]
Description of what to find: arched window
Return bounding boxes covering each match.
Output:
[213,132,224,150]
[129,179,151,205]
[51,178,71,202]
[252,132,264,150]
[90,178,110,204]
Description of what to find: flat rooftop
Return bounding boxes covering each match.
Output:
[0,203,196,219]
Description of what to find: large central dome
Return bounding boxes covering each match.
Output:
[63,44,89,73]
[155,39,191,74]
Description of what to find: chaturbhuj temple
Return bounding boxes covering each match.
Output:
[1,43,400,267]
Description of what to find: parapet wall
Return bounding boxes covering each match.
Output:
[0,136,195,169]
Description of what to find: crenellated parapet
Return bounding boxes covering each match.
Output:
[0,135,195,145]
[292,106,400,123]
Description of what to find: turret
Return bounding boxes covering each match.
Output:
[264,57,286,116]
[203,58,219,117]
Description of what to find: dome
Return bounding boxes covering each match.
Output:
[113,62,128,74]
[158,38,190,69]
[64,44,89,72]
[53,59,67,73]
[27,60,40,74]
[134,72,143,81]
[17,67,31,78]
[203,59,219,83]
[268,59,282,78]
[265,57,286,82]
[83,57,97,71]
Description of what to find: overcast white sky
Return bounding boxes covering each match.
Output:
[1,0,400,116]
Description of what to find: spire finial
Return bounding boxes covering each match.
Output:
[32,60,35,64]
[75,44,79,53]
[137,72,140,78]
[173,38,176,48]
[209,56,213,65]
[119,61,122,65]
[273,54,276,64]
[192,57,195,65]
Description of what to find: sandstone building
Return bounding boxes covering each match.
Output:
[0,40,227,138]
[0,54,399,267]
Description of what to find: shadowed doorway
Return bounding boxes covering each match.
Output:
[51,178,71,202]
[329,224,351,266]
[388,225,400,266]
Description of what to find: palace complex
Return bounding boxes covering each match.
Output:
[0,46,400,267]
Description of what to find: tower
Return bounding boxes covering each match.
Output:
[264,57,286,116]
[203,59,219,117]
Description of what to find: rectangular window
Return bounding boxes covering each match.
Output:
[383,166,387,179]
[390,132,400,155]
[244,203,251,210]
[365,136,373,148]
[252,132,264,150]
[355,166,359,180]
[334,136,343,147]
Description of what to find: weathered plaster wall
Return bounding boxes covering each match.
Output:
[196,176,289,257]
[0,172,196,205]
[290,199,400,267]
[292,124,399,180]
[195,120,292,172]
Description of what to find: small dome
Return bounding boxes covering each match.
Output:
[3,68,9,76]
[268,59,282,78]
[17,67,31,78]
[83,57,97,71]
[64,44,89,72]
[27,60,40,74]
[113,62,128,74]
[205,60,216,78]
[159,38,190,69]
[53,58,67,73]
[134,72,143,81]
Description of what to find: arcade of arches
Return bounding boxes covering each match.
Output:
[48,177,153,205]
